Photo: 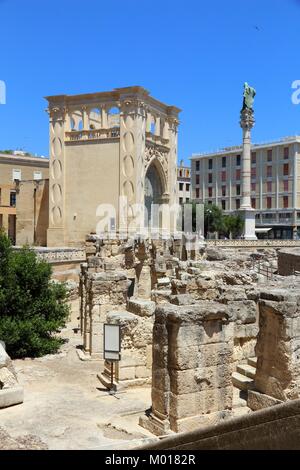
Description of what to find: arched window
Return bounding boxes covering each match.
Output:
[89,108,101,129]
[108,106,120,128]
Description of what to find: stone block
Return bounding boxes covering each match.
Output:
[118,366,136,381]
[135,366,151,379]
[0,386,24,409]
[169,364,233,395]
[169,386,232,420]
[247,390,283,411]
[234,324,259,339]
[168,343,234,371]
[228,300,257,325]
[127,299,156,317]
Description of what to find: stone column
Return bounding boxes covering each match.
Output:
[140,302,234,435]
[46,104,66,246]
[154,116,160,137]
[82,106,89,131]
[146,112,152,132]
[101,106,108,128]
[239,108,257,240]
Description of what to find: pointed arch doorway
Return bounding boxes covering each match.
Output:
[144,160,167,234]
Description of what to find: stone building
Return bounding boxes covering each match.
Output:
[0,152,49,244]
[45,86,181,247]
[191,136,300,239]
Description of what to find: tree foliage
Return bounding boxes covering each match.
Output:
[0,232,69,358]
[185,201,244,238]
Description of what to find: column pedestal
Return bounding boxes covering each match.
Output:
[239,208,257,240]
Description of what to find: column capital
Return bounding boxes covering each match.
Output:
[240,108,255,130]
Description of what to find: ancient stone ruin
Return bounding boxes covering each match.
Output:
[76,237,300,437]
[0,342,23,409]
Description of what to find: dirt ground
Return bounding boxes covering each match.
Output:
[0,302,156,450]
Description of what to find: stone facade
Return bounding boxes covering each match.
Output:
[46,87,180,246]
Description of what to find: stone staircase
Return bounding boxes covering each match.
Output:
[232,357,257,392]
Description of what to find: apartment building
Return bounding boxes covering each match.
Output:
[177,160,191,205]
[191,136,300,239]
[0,152,49,244]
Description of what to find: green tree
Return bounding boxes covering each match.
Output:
[0,232,69,358]
[204,203,224,236]
[223,214,244,239]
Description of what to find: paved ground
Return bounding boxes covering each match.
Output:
[0,304,156,450]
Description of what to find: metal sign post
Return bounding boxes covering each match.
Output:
[103,324,121,395]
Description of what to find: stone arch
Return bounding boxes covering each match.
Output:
[144,158,167,229]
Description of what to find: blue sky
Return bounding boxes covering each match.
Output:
[1,0,300,163]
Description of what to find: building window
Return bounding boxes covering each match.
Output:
[251,198,256,209]
[34,171,42,180]
[12,169,21,181]
[196,161,200,171]
[186,170,190,177]
[284,147,289,159]
[221,171,226,182]
[208,159,213,170]
[251,167,256,178]
[267,197,272,209]
[236,169,241,180]
[236,184,240,196]
[179,182,183,191]
[179,197,183,204]
[236,199,240,209]
[251,182,256,192]
[186,183,190,191]
[221,200,226,210]
[267,166,272,178]
[196,188,200,199]
[283,196,289,208]
[284,180,289,192]
[236,154,241,166]
[208,174,212,184]
[267,181,272,192]
[251,152,256,164]
[283,163,289,176]
[186,198,190,203]
[196,175,200,185]
[208,187,213,198]
[179,170,182,177]
[10,191,16,207]
[222,156,226,168]
[267,149,272,162]
[222,186,226,197]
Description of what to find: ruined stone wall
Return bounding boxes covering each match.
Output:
[99,301,155,388]
[140,302,235,435]
[254,287,300,402]
[139,398,300,450]
[278,249,300,276]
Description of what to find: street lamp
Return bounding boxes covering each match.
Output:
[206,208,212,239]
